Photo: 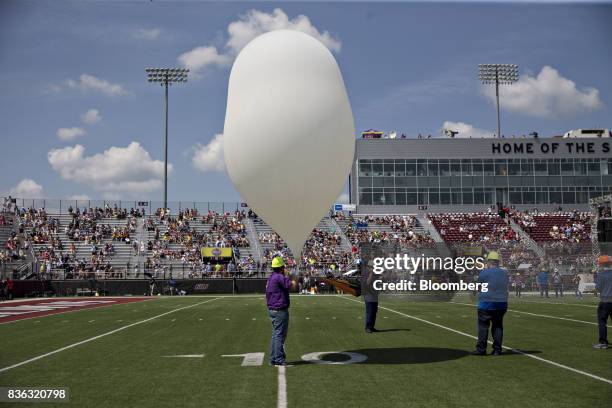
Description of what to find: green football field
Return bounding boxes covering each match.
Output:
[1,294,611,408]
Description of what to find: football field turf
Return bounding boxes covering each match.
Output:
[1,294,610,408]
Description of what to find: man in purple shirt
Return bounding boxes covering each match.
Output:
[266,256,293,366]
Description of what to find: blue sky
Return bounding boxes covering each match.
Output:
[0,1,611,203]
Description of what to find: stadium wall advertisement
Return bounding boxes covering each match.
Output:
[10,279,268,297]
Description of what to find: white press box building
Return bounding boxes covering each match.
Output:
[350,135,612,213]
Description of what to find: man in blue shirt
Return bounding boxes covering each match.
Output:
[537,266,549,298]
[266,256,293,365]
[472,251,509,356]
[594,255,612,349]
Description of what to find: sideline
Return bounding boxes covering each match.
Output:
[0,297,221,374]
[338,296,612,385]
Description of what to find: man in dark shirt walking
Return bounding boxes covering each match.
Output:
[266,256,294,366]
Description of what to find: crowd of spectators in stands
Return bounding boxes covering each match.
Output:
[429,212,519,245]
[146,209,251,277]
[67,205,144,220]
[338,214,435,249]
[511,209,591,242]
[12,205,143,279]
[4,196,608,281]
[510,209,594,272]
[1,232,27,265]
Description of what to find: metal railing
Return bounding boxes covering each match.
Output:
[36,265,270,281]
[8,198,252,216]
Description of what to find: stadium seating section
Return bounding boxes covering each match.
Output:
[1,204,600,279]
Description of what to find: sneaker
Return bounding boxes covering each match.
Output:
[592,343,608,349]
[491,351,502,356]
[470,350,486,356]
[365,328,373,333]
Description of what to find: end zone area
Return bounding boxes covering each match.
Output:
[0,297,152,323]
[0,295,610,408]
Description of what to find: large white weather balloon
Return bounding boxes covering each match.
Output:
[223,29,355,259]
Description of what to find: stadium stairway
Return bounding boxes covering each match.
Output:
[0,223,13,246]
[0,214,31,277]
[127,217,148,276]
[243,217,263,263]
[327,217,353,253]
[508,218,545,258]
[415,214,444,243]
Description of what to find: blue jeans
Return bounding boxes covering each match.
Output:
[268,309,289,365]
[365,301,378,330]
[597,302,612,344]
[476,309,506,353]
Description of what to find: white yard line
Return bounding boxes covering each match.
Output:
[512,299,598,308]
[277,365,287,408]
[339,296,612,385]
[0,297,221,374]
[449,301,609,327]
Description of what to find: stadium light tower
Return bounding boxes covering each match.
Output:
[145,67,189,212]
[478,64,518,138]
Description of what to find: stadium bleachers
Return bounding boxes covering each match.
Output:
[254,215,353,273]
[144,210,257,278]
[511,211,594,273]
[24,210,136,279]
[6,203,602,279]
[427,212,545,271]
[511,211,592,243]
[336,214,434,250]
[428,212,516,244]
[1,212,30,274]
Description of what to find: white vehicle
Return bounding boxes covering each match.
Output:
[563,128,611,138]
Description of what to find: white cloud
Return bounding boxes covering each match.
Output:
[81,109,101,124]
[442,121,493,139]
[65,74,126,96]
[225,8,341,54]
[47,142,170,198]
[7,179,44,198]
[57,127,87,141]
[133,28,161,40]
[192,134,225,173]
[178,8,341,76]
[178,46,232,74]
[483,66,603,118]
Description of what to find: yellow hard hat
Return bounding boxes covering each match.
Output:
[271,256,285,268]
[486,251,500,261]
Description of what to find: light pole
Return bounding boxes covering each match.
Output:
[478,64,518,138]
[145,67,189,212]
